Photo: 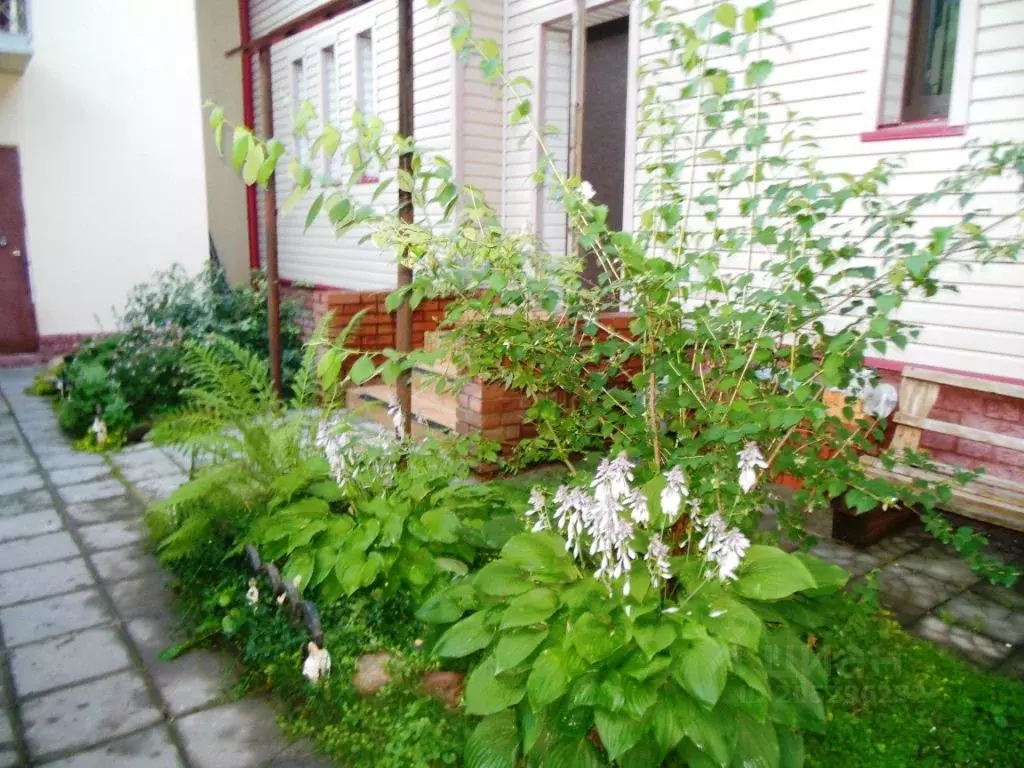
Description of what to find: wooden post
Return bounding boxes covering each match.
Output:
[567,0,586,257]
[395,0,414,437]
[258,46,284,398]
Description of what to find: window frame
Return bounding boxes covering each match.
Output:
[351,25,378,184]
[860,0,979,142]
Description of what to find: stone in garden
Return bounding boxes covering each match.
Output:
[353,652,393,695]
[421,671,464,710]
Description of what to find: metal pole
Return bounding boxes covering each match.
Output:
[395,0,414,437]
[258,46,284,398]
[568,0,586,257]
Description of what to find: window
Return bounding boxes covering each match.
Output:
[354,29,374,117]
[880,0,961,125]
[320,45,338,177]
[291,58,307,159]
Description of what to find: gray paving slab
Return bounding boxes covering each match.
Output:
[118,458,187,484]
[48,465,113,488]
[34,451,106,471]
[77,519,147,553]
[0,444,31,464]
[19,670,162,760]
[0,488,55,518]
[810,539,884,577]
[0,474,43,496]
[90,545,160,584]
[0,712,14,768]
[913,615,1013,668]
[877,565,964,625]
[0,588,112,647]
[939,592,1024,646]
[3,459,37,480]
[132,474,187,504]
[0,509,62,543]
[0,532,78,572]
[177,699,291,768]
[41,726,185,768]
[9,627,133,697]
[0,558,93,607]
[896,544,983,589]
[65,495,141,525]
[56,479,127,506]
[108,573,175,619]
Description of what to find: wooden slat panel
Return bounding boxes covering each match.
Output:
[903,367,1024,400]
[893,413,1024,453]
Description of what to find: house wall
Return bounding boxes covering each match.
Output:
[196,0,251,285]
[0,0,209,337]
[501,0,1024,382]
[247,0,457,291]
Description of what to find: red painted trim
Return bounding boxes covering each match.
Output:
[860,121,965,142]
[865,357,1024,388]
[239,0,260,271]
[278,278,347,292]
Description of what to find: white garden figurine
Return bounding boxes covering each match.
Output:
[245,578,259,606]
[89,415,108,446]
[302,642,332,683]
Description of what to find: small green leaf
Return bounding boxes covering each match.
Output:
[304,193,324,231]
[347,355,376,385]
[714,3,737,29]
[746,59,774,87]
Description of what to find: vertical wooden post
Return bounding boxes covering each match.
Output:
[258,46,284,398]
[395,0,414,437]
[567,0,586,257]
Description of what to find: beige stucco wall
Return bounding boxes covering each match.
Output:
[0,0,210,336]
[196,0,250,285]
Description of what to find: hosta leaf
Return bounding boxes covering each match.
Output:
[544,738,603,768]
[572,612,625,663]
[527,648,569,708]
[494,627,548,672]
[434,610,495,658]
[475,561,532,597]
[500,532,574,576]
[731,713,780,768]
[595,708,646,761]
[464,711,519,768]
[733,546,816,601]
[634,621,676,659]
[464,655,526,716]
[676,636,730,707]
[500,588,558,629]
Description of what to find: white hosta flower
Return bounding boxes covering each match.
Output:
[302,642,332,684]
[526,488,549,532]
[580,180,596,200]
[89,416,108,446]
[737,442,768,494]
[696,511,750,582]
[589,495,636,588]
[245,578,259,606]
[387,398,407,439]
[645,534,672,586]
[625,488,650,525]
[592,452,634,506]
[660,465,689,521]
[553,485,590,557]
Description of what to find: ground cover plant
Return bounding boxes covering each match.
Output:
[38,264,303,448]
[170,0,1024,764]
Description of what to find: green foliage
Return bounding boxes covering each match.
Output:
[422,526,847,768]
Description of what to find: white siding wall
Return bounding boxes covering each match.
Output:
[501,0,1024,380]
[250,0,454,290]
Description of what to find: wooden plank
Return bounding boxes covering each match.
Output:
[890,378,939,452]
[259,47,283,398]
[893,413,1024,453]
[861,456,1024,502]
[904,367,1024,400]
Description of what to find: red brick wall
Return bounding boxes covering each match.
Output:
[921,385,1024,484]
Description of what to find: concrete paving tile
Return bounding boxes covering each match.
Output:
[41,726,185,768]
[0,558,93,607]
[0,711,10,743]
[0,488,53,518]
[810,539,884,577]
[0,589,112,647]
[177,699,290,768]
[0,509,62,543]
[912,615,1012,668]
[77,519,147,553]
[124,615,185,665]
[108,573,175,619]
[34,451,106,471]
[3,458,37,480]
[118,458,187,484]
[9,627,133,697]
[48,465,112,488]
[897,544,982,589]
[20,670,162,760]
[112,448,178,470]
[65,495,141,525]
[131,474,187,504]
[877,565,963,625]
[90,545,160,584]
[0,531,78,572]
[56,479,126,505]
[971,580,1024,612]
[940,592,1024,645]
[0,443,31,464]
[0,474,43,496]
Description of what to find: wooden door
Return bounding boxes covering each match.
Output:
[0,146,38,353]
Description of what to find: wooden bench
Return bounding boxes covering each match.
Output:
[860,367,1024,533]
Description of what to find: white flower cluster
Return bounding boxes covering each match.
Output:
[315,419,395,489]
[695,511,750,582]
[737,442,768,494]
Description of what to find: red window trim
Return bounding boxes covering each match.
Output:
[860,120,965,143]
[864,357,1024,388]
[358,174,381,185]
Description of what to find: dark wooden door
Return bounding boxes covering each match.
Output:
[581,16,629,287]
[0,147,38,353]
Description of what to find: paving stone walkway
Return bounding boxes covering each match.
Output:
[0,367,329,768]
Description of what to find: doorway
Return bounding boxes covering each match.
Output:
[580,16,629,286]
[0,147,39,353]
